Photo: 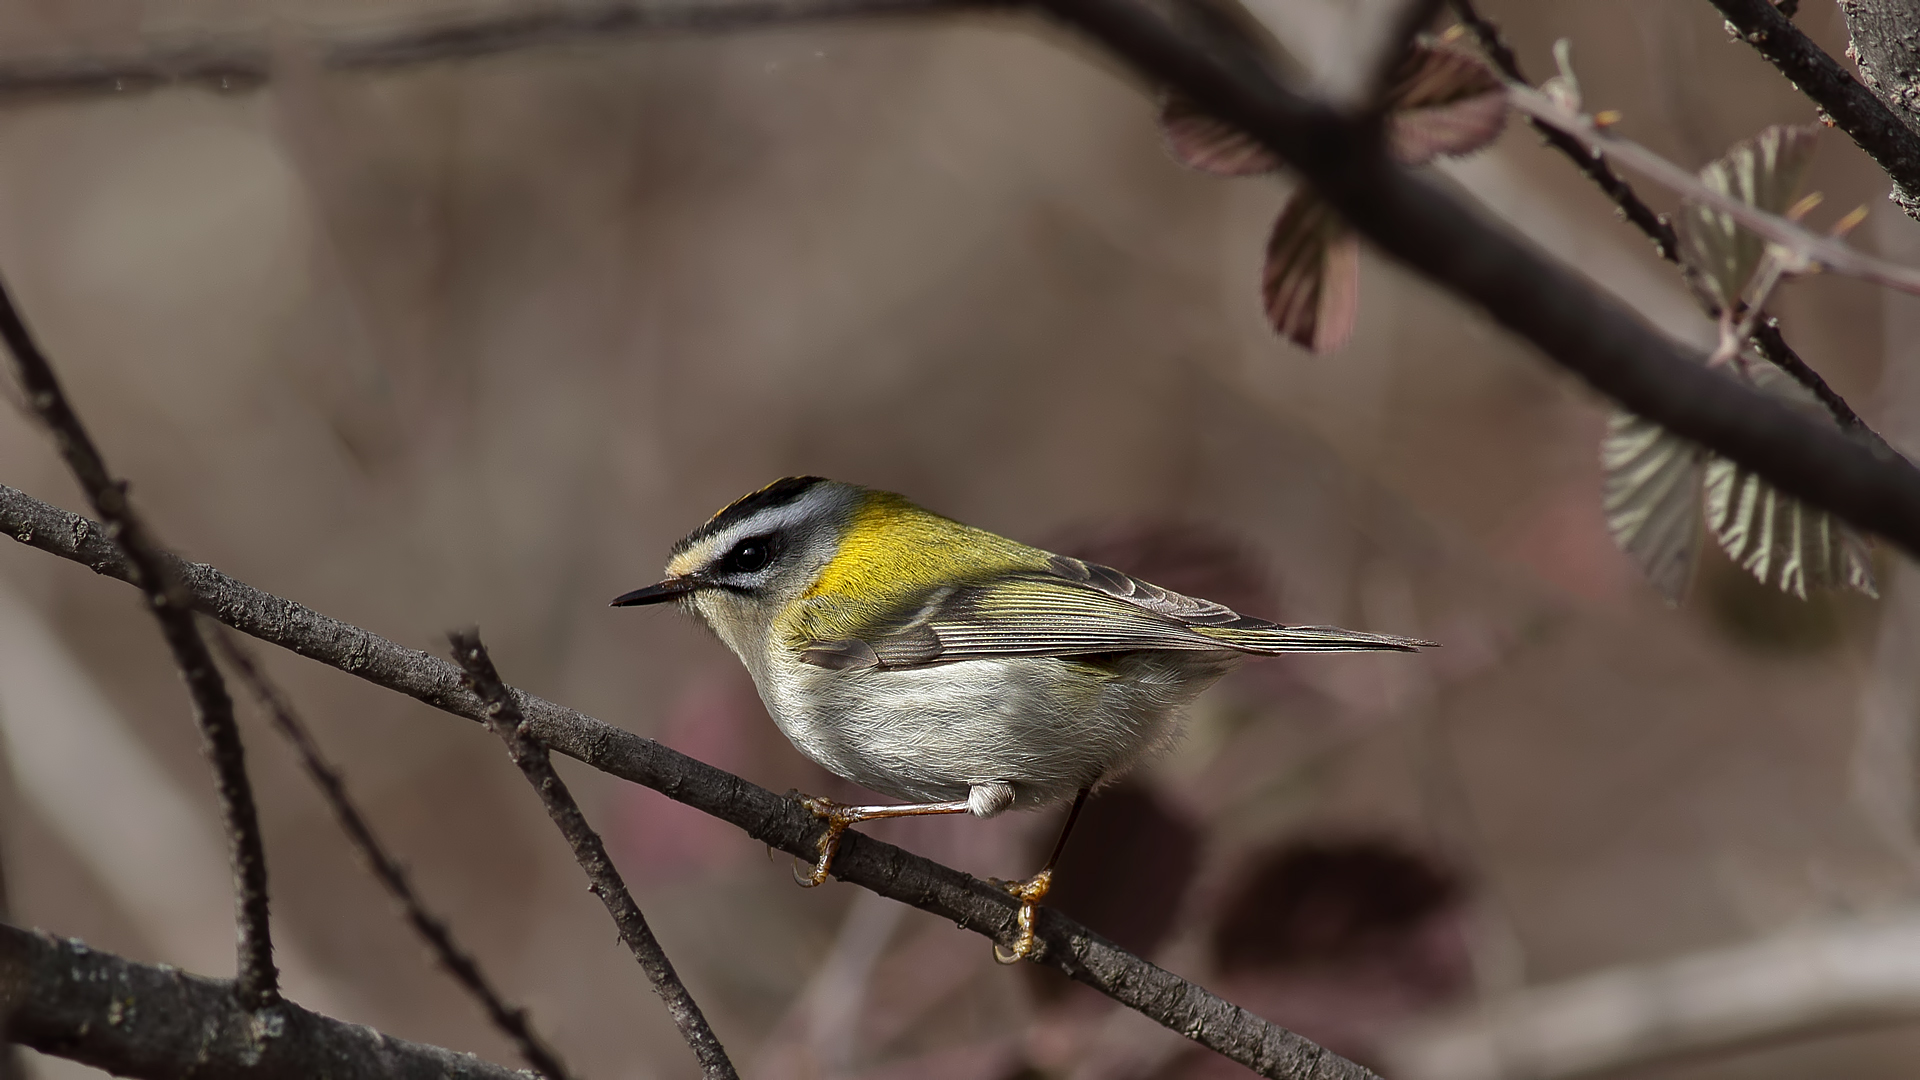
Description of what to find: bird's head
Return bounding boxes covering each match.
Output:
[612,476,862,659]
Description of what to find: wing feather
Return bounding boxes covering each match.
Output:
[800,553,1427,670]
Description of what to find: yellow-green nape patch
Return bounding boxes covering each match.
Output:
[786,491,1046,643]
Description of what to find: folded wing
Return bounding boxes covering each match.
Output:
[799,553,1429,670]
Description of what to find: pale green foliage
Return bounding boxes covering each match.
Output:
[1603,123,1877,605]
[1702,458,1878,599]
[1676,124,1820,310]
[1602,365,1878,603]
[1700,365,1877,600]
[1602,411,1705,602]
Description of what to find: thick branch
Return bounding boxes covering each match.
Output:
[214,633,576,1080]
[1706,0,1920,212]
[0,483,1377,1080]
[447,631,737,1080]
[0,923,526,1080]
[0,0,988,102]
[1036,0,1920,559]
[0,280,278,1009]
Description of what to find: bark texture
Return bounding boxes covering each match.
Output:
[1842,0,1920,217]
[0,925,528,1080]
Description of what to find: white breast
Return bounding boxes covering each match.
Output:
[749,647,1233,810]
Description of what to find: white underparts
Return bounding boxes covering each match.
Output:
[761,650,1233,812]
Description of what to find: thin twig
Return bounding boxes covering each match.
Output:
[1749,318,1868,433]
[448,631,740,1080]
[0,0,990,102]
[211,631,577,1080]
[0,924,526,1080]
[1446,0,1680,260]
[1507,83,1920,295]
[1504,80,1909,462]
[1706,0,1920,202]
[0,281,278,1010]
[1447,0,1874,437]
[0,484,1380,1080]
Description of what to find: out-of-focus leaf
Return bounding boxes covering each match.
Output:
[1388,92,1510,165]
[1677,124,1820,310]
[1700,364,1878,599]
[1385,44,1509,164]
[1162,42,1506,174]
[1212,837,1466,975]
[1703,458,1879,598]
[1602,362,1878,604]
[1601,410,1707,602]
[1163,43,1504,354]
[1159,94,1283,176]
[1264,190,1360,353]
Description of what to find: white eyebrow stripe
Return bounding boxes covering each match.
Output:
[703,498,821,550]
[674,483,850,572]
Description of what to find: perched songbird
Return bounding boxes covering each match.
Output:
[614,477,1428,959]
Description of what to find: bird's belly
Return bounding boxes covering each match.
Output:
[760,653,1227,810]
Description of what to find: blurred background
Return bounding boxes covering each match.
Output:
[2,1,1918,1077]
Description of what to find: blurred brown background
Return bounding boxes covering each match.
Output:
[3,1,1919,1077]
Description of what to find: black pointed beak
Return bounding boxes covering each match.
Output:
[610,578,699,607]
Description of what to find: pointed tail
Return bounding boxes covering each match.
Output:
[1191,623,1434,654]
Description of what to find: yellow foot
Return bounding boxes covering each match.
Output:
[793,794,856,888]
[991,868,1054,964]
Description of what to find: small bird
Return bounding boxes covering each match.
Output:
[614,477,1428,960]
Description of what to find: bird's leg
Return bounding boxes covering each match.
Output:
[993,787,1091,964]
[792,795,972,887]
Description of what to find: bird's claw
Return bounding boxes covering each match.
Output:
[991,868,1053,964]
[793,794,854,888]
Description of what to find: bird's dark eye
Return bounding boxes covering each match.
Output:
[721,535,773,575]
